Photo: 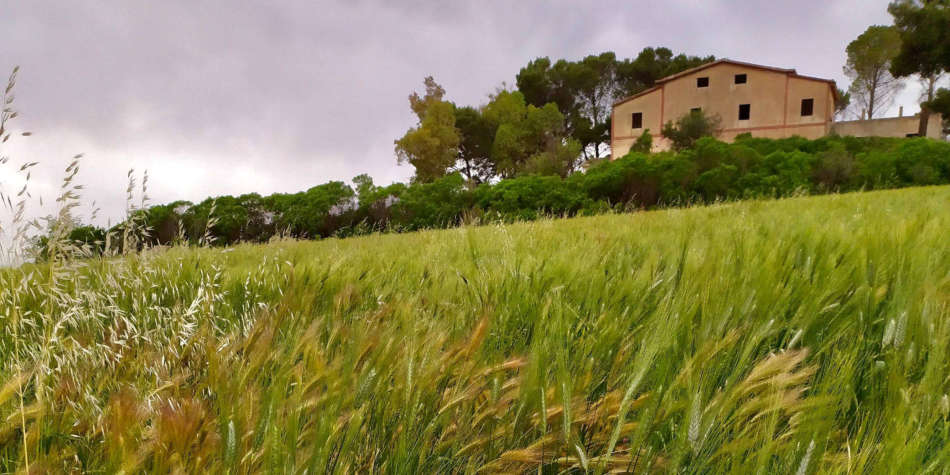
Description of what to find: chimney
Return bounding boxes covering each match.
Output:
[899,106,904,117]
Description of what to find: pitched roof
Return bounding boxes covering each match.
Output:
[613,59,838,107]
[654,58,795,84]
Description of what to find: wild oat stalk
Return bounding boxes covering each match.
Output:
[0,65,33,472]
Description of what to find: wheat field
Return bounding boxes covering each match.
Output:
[1,185,949,473]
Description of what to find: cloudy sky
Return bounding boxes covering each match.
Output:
[0,0,926,227]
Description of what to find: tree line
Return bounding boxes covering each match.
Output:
[45,134,950,259]
[395,47,714,184]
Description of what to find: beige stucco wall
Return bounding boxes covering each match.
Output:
[663,63,788,132]
[784,76,834,129]
[831,113,945,140]
[611,62,835,158]
[611,87,665,155]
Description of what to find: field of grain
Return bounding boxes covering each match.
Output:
[1,186,949,473]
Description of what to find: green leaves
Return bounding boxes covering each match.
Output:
[889,0,950,78]
[483,90,575,178]
[844,25,904,119]
[661,110,723,151]
[63,134,950,255]
[395,78,462,184]
[516,48,714,160]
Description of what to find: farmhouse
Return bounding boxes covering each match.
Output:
[611,59,944,156]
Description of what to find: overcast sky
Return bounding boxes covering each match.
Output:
[0,0,931,227]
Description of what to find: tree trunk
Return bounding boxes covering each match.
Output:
[590,96,601,159]
[464,159,473,183]
[919,106,930,137]
[918,73,940,137]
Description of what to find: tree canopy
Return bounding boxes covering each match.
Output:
[888,0,950,133]
[453,105,496,184]
[394,47,713,183]
[394,77,461,183]
[844,25,904,119]
[483,90,579,178]
[515,48,713,161]
[925,87,950,134]
[888,0,950,79]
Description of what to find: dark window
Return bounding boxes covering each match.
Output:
[738,104,751,120]
[632,112,643,129]
[697,77,709,88]
[800,98,814,116]
[735,74,747,84]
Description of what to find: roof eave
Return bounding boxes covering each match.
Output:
[611,85,662,107]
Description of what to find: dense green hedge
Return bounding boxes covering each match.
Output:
[66,135,950,250]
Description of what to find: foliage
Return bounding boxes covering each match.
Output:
[888,0,950,79]
[483,90,577,178]
[844,25,904,119]
[580,150,694,207]
[394,77,461,183]
[516,48,713,161]
[631,128,653,153]
[891,135,950,184]
[519,138,583,178]
[925,87,950,134]
[389,173,470,230]
[812,143,856,189]
[394,48,714,182]
[834,87,852,119]
[474,174,590,220]
[29,225,106,262]
[614,47,715,96]
[661,110,723,151]
[516,54,615,160]
[453,105,497,184]
[888,0,950,133]
[4,186,950,472]
[265,181,355,239]
[50,135,950,253]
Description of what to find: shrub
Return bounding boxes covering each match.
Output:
[855,150,899,188]
[812,144,855,190]
[631,129,653,153]
[476,175,589,220]
[696,164,740,200]
[265,181,356,239]
[758,150,816,196]
[892,138,950,185]
[661,110,722,151]
[391,173,471,230]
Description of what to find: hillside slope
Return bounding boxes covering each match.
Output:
[2,186,950,472]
